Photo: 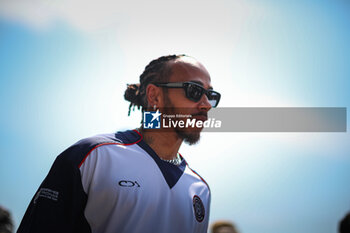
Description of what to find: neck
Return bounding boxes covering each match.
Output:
[139,128,183,160]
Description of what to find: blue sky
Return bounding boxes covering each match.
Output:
[0,0,349,233]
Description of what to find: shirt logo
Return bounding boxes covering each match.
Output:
[193,195,205,222]
[33,188,59,204]
[143,110,161,129]
[118,180,140,187]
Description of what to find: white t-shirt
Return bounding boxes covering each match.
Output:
[18,129,211,233]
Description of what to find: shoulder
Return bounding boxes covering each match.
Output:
[184,161,211,192]
[57,130,142,168]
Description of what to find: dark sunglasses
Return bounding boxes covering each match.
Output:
[154,82,221,108]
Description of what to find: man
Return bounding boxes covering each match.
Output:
[210,220,239,233]
[0,206,14,233]
[17,54,221,233]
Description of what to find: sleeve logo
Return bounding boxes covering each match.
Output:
[33,188,59,204]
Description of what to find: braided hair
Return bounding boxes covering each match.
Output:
[124,54,186,115]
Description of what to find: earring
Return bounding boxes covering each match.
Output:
[153,105,157,110]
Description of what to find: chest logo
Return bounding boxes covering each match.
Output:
[193,195,205,222]
[118,180,140,187]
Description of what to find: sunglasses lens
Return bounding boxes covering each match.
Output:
[183,82,221,107]
[207,91,221,107]
[186,83,204,101]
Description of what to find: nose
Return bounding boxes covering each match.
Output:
[198,93,212,112]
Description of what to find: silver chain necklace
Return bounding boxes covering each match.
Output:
[136,128,182,166]
[159,153,182,166]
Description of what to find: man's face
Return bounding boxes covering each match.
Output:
[161,58,213,145]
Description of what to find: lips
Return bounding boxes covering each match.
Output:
[192,113,208,122]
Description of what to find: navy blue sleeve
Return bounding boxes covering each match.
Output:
[16,138,101,233]
[17,132,135,233]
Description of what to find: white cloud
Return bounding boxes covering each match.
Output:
[0,0,262,86]
[0,0,56,29]
[0,0,123,30]
[0,0,255,33]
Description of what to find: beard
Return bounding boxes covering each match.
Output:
[162,96,201,145]
[175,128,201,145]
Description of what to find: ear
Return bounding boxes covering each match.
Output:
[146,84,163,108]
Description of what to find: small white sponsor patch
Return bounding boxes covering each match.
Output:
[34,188,59,204]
